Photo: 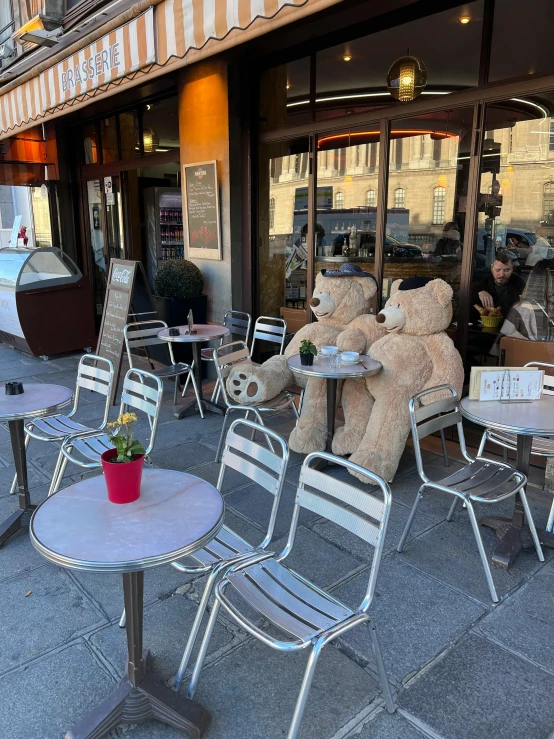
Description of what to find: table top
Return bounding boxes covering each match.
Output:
[158,324,230,343]
[287,354,382,379]
[30,469,224,574]
[460,394,554,436]
[0,383,73,421]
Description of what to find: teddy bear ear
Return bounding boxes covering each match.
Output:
[430,278,453,307]
[354,276,377,300]
[390,279,403,295]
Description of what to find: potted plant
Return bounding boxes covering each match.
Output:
[299,338,317,366]
[101,412,146,504]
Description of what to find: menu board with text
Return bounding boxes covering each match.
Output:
[183,160,222,260]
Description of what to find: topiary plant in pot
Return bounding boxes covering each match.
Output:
[153,259,207,365]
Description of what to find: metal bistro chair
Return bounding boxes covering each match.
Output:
[8,354,115,497]
[124,319,202,411]
[251,315,287,358]
[477,362,554,532]
[187,452,395,739]
[182,310,252,402]
[172,418,289,692]
[214,340,298,462]
[48,368,163,496]
[397,385,544,603]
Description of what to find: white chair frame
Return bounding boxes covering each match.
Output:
[9,354,115,497]
[187,452,395,739]
[48,368,163,496]
[171,417,289,691]
[250,315,287,357]
[397,385,544,603]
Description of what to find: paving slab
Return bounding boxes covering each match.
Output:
[387,470,454,522]
[399,634,554,739]
[150,441,216,471]
[0,566,106,673]
[90,593,236,679]
[0,459,49,495]
[0,641,115,739]
[332,556,484,682]
[194,637,379,739]
[0,521,48,581]
[354,710,428,739]
[188,460,253,494]
[478,568,554,672]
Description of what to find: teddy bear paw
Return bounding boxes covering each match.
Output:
[227,364,265,404]
[349,450,396,484]
[289,424,327,454]
[332,425,363,457]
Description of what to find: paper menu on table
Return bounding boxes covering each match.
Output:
[469,366,538,399]
[472,369,543,401]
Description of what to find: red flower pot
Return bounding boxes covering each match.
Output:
[101,449,144,504]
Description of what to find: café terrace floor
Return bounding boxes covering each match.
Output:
[1,346,554,739]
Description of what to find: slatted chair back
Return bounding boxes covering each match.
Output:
[119,368,164,455]
[213,341,252,407]
[218,418,289,548]
[124,320,176,368]
[409,385,468,480]
[223,311,252,344]
[251,316,287,357]
[283,452,391,612]
[524,361,554,395]
[74,354,115,426]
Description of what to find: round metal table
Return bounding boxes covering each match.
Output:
[158,324,230,420]
[287,354,382,460]
[30,468,224,739]
[460,395,554,568]
[0,383,73,549]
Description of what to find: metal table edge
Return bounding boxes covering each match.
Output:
[460,397,554,437]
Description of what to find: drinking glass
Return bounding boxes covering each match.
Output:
[329,353,341,370]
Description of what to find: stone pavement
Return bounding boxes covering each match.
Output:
[1,346,554,739]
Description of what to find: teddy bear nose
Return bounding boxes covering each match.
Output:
[309,297,320,307]
[376,313,386,323]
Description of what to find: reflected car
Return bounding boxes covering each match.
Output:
[333,231,423,259]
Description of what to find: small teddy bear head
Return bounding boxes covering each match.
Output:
[309,267,377,326]
[376,276,453,336]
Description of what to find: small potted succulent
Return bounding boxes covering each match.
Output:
[299,338,317,366]
[101,412,146,504]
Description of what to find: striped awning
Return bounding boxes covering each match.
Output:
[0,0,339,140]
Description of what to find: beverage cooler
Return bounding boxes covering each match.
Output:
[0,247,96,358]
[144,187,184,288]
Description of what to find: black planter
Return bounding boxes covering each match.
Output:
[153,294,208,368]
[300,353,314,366]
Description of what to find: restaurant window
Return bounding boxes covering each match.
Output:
[335,191,344,209]
[119,111,140,160]
[433,187,446,225]
[394,188,405,209]
[82,123,99,165]
[366,189,376,208]
[382,108,474,310]
[543,183,554,226]
[269,198,276,230]
[0,0,13,45]
[100,117,118,164]
[259,57,311,130]
[466,94,554,375]
[142,97,179,155]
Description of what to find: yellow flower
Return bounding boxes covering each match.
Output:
[121,412,137,424]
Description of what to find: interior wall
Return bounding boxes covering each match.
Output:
[178,61,233,322]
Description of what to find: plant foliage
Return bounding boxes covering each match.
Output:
[154,259,204,299]
[107,413,146,463]
[299,338,317,356]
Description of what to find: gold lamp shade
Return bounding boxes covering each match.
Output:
[387,55,427,102]
[143,127,159,153]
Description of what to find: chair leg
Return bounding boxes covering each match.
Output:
[216,410,231,463]
[49,454,69,497]
[173,376,179,405]
[368,621,395,714]
[174,568,220,692]
[465,500,499,603]
[252,410,275,453]
[292,401,300,420]
[187,598,222,699]
[10,433,30,494]
[477,431,487,457]
[181,360,194,397]
[210,378,221,403]
[519,488,545,562]
[547,491,554,534]
[446,497,459,522]
[286,639,324,739]
[439,429,449,468]
[189,370,205,420]
[503,447,508,463]
[119,609,126,628]
[298,388,305,415]
[397,487,424,552]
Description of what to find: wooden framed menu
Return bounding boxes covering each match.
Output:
[183,160,222,260]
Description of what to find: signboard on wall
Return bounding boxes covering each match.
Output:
[183,160,222,260]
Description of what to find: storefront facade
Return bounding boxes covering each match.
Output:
[0,0,553,372]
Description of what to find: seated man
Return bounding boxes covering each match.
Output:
[471,250,525,322]
[498,260,554,342]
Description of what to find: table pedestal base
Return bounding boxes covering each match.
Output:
[480,516,554,569]
[0,418,34,549]
[312,378,338,472]
[65,670,209,739]
[0,505,35,548]
[174,398,226,420]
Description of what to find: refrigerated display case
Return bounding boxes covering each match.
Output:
[0,247,96,357]
[144,187,184,288]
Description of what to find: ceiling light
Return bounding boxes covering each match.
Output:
[286,82,290,89]
[387,55,427,102]
[343,54,352,62]
[459,15,471,24]
[143,127,159,154]
[18,28,61,47]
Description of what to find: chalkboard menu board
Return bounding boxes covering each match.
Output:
[183,160,222,261]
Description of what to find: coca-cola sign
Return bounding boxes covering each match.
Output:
[112,267,132,285]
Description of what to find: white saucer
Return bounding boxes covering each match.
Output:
[341,359,360,365]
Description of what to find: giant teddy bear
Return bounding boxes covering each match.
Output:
[227,264,385,454]
[344,276,464,483]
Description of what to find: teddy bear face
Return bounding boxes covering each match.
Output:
[376,278,453,336]
[309,272,377,325]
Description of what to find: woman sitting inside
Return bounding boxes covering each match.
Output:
[499,260,554,342]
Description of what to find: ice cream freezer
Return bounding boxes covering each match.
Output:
[0,247,96,358]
